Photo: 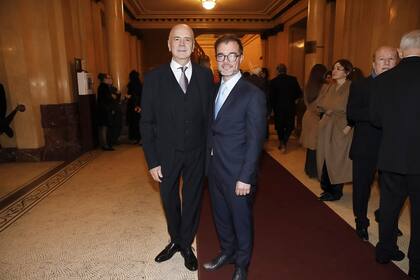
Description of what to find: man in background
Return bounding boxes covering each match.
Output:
[269,64,302,153]
[370,29,420,279]
[347,46,399,241]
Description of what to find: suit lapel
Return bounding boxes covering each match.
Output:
[215,78,243,122]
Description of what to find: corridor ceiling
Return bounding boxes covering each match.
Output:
[124,0,303,31]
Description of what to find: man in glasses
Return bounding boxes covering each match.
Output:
[140,23,214,271]
[203,34,266,280]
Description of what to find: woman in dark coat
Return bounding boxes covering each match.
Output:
[126,70,142,144]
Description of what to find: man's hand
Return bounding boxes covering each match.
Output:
[235,181,251,196]
[149,166,163,182]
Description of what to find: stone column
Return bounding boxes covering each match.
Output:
[305,0,326,81]
[103,0,127,93]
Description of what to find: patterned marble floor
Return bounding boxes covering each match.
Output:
[0,161,63,199]
[0,146,196,280]
[0,130,410,279]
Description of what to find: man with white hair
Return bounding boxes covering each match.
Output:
[370,29,420,279]
[347,46,399,241]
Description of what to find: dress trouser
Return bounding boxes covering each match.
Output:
[159,148,205,250]
[352,156,377,228]
[274,110,295,146]
[376,171,420,267]
[320,162,343,198]
[208,157,255,268]
[305,149,318,178]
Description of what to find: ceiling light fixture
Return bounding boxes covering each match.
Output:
[202,0,216,10]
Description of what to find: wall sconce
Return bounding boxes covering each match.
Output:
[202,0,216,10]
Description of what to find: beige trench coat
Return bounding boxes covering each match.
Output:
[316,81,353,184]
[299,86,325,150]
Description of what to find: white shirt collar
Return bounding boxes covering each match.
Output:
[220,71,242,93]
[170,59,192,81]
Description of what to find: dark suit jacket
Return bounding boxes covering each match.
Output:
[347,75,381,160]
[269,74,302,114]
[370,56,420,174]
[208,77,266,187]
[140,62,214,173]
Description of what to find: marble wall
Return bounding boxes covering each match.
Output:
[0,0,142,160]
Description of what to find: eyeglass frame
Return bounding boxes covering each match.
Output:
[216,52,242,62]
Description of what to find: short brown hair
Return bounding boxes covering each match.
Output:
[214,34,243,54]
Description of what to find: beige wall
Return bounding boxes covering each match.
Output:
[0,0,143,149]
[242,35,263,72]
[333,0,420,74]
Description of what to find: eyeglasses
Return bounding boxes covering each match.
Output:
[216,53,241,62]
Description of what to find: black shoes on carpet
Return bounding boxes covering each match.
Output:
[180,247,198,271]
[232,267,248,280]
[203,253,234,271]
[319,192,342,201]
[375,249,405,264]
[203,253,247,280]
[154,242,197,271]
[355,226,369,241]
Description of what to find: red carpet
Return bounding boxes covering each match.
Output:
[197,153,408,279]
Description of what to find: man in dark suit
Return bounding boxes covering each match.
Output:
[269,64,302,153]
[203,34,266,280]
[370,29,420,279]
[140,24,213,271]
[347,46,399,241]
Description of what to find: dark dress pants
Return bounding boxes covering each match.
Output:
[274,110,295,146]
[376,171,420,267]
[305,149,317,178]
[352,157,377,228]
[320,162,343,198]
[208,159,255,268]
[159,148,205,250]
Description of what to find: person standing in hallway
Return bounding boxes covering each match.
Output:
[316,59,354,201]
[96,73,115,151]
[140,23,214,271]
[203,34,266,280]
[370,30,420,279]
[347,46,399,241]
[269,63,302,153]
[300,64,328,179]
[126,70,142,144]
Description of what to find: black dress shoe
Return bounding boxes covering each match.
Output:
[232,267,247,280]
[203,254,234,271]
[319,192,341,201]
[375,249,405,264]
[181,247,198,271]
[154,242,180,263]
[356,226,369,241]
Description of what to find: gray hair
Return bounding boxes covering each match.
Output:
[276,64,287,74]
[400,29,420,50]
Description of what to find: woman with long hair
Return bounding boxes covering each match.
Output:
[316,59,354,201]
[300,64,328,178]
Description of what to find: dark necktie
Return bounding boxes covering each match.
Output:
[179,66,188,93]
